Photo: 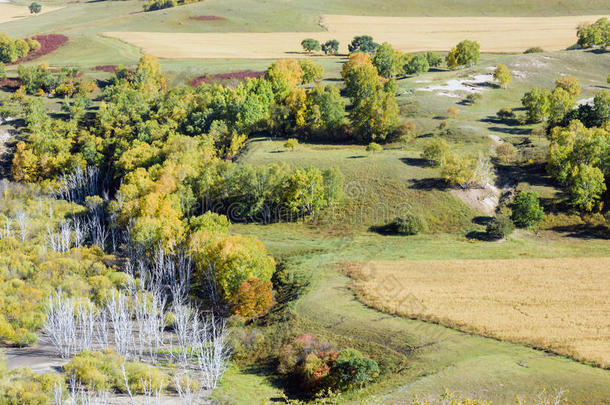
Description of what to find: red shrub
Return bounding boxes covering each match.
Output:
[190,70,265,87]
[94,65,118,73]
[190,15,224,21]
[9,34,69,65]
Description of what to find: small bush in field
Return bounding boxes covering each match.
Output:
[464,93,482,105]
[390,214,427,235]
[284,138,298,150]
[229,278,275,320]
[447,106,459,116]
[495,142,517,164]
[486,214,515,240]
[330,349,379,390]
[421,138,450,166]
[496,107,515,122]
[366,142,382,153]
[524,47,544,54]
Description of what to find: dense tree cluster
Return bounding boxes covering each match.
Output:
[577,17,609,49]
[369,42,441,79]
[446,40,480,69]
[142,0,201,11]
[0,33,40,63]
[548,120,610,211]
[521,77,582,124]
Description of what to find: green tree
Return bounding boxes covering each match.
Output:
[567,164,606,212]
[0,34,31,63]
[441,153,475,187]
[350,88,400,143]
[511,192,545,228]
[301,38,321,53]
[555,77,581,97]
[494,64,511,89]
[372,43,399,78]
[404,53,429,75]
[577,18,609,49]
[593,89,610,126]
[299,59,323,84]
[348,35,379,54]
[425,51,443,67]
[446,40,480,69]
[283,166,328,217]
[306,84,345,136]
[521,87,551,122]
[321,39,339,55]
[549,87,576,124]
[421,138,450,166]
[330,349,379,390]
[486,214,515,240]
[29,2,41,14]
[0,62,5,81]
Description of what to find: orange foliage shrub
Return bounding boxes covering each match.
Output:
[229,278,274,320]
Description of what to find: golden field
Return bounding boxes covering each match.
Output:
[0,4,63,25]
[103,14,608,59]
[344,258,610,368]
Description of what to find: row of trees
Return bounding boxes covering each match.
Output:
[521,76,583,124]
[0,33,40,63]
[301,38,339,55]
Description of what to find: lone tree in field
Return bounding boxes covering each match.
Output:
[301,38,321,54]
[29,2,42,14]
[284,138,298,151]
[446,40,480,69]
[322,39,339,55]
[494,64,511,89]
[348,35,379,54]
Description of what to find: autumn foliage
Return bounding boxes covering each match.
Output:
[229,278,274,320]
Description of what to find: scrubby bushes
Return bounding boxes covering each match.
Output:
[421,138,449,166]
[388,214,427,235]
[229,278,274,320]
[65,350,166,393]
[524,47,544,54]
[277,335,379,395]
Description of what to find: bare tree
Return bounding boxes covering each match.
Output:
[76,301,96,352]
[134,291,166,363]
[106,291,134,358]
[44,292,77,358]
[14,209,29,244]
[194,316,230,390]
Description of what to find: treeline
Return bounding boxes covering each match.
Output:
[0,33,40,64]
[519,76,610,212]
[143,0,202,12]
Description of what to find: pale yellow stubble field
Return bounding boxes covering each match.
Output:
[103,14,608,59]
[344,257,610,368]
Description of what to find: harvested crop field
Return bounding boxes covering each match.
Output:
[344,257,610,368]
[103,14,607,59]
[0,3,63,24]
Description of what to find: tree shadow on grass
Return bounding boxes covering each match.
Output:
[399,157,428,167]
[346,155,367,159]
[472,216,493,226]
[488,126,532,135]
[550,224,610,239]
[409,178,448,190]
[465,230,494,241]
